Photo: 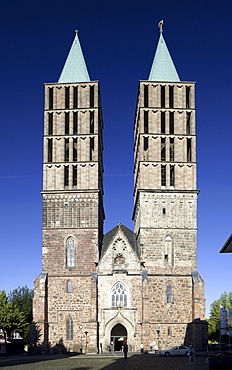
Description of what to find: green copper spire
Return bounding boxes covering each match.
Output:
[148,21,180,82]
[58,31,90,83]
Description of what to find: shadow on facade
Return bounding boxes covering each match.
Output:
[184,318,208,350]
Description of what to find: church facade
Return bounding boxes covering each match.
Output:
[33,26,207,353]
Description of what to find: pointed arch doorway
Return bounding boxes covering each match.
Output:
[111,323,127,351]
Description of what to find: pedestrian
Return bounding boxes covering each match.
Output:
[123,342,128,359]
[140,343,144,353]
[188,344,195,364]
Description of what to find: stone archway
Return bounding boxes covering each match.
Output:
[111,323,127,351]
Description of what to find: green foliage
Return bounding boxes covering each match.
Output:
[207,291,232,342]
[7,286,33,344]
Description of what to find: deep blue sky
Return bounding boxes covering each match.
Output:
[1,0,232,317]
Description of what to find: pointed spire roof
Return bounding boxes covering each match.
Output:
[148,22,180,82]
[58,31,90,83]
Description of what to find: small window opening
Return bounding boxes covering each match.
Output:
[186,112,191,135]
[163,208,166,215]
[73,138,77,161]
[90,86,94,108]
[144,111,148,133]
[166,285,172,304]
[164,254,168,261]
[67,280,72,293]
[90,111,94,133]
[169,138,174,161]
[161,138,166,161]
[169,112,174,134]
[65,112,69,135]
[73,86,78,109]
[187,138,192,162]
[48,139,53,162]
[65,87,70,109]
[161,165,166,186]
[144,85,149,107]
[73,165,77,186]
[65,138,69,162]
[169,86,174,108]
[73,112,78,134]
[65,203,68,210]
[161,86,165,108]
[186,86,190,109]
[170,165,175,187]
[168,328,171,336]
[48,113,53,135]
[161,112,165,134]
[90,137,94,161]
[48,88,53,110]
[64,166,69,186]
[144,137,148,151]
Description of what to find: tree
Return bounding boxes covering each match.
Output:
[8,286,33,344]
[207,291,232,342]
[0,291,27,352]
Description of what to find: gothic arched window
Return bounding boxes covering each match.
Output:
[67,280,72,293]
[66,238,75,268]
[66,316,73,340]
[166,285,172,304]
[111,282,127,308]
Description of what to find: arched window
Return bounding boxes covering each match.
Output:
[66,237,75,268]
[67,280,72,293]
[66,316,73,340]
[111,282,127,308]
[164,235,174,266]
[166,285,172,304]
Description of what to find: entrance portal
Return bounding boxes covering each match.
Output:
[111,324,127,351]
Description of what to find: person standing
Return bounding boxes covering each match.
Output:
[188,344,195,364]
[123,342,128,359]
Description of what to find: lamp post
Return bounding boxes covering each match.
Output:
[85,331,88,353]
[79,325,83,354]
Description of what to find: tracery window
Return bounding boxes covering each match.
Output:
[66,316,73,340]
[66,238,75,268]
[111,282,127,308]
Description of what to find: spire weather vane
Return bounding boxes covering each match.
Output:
[158,20,164,32]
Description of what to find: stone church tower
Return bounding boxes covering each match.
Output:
[33,26,207,353]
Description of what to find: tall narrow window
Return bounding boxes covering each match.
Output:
[161,112,165,134]
[169,86,174,108]
[90,137,94,161]
[144,136,148,151]
[73,165,77,186]
[64,166,69,186]
[161,138,166,161]
[48,113,53,135]
[90,86,94,108]
[66,316,73,340]
[65,139,69,162]
[161,86,165,108]
[187,138,192,162]
[166,285,172,304]
[186,86,190,109]
[169,112,174,134]
[73,138,77,161]
[48,139,53,162]
[65,87,70,109]
[111,282,127,308]
[144,111,148,133]
[73,112,78,134]
[170,165,175,186]
[186,112,191,135]
[73,86,78,109]
[65,113,69,135]
[67,280,72,293]
[161,165,166,186]
[144,85,148,107]
[169,138,174,161]
[66,237,75,267]
[90,111,94,133]
[49,88,53,110]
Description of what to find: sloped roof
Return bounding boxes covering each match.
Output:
[58,31,90,83]
[101,223,138,257]
[148,30,180,82]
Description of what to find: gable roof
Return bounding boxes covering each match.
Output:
[148,29,180,82]
[58,31,90,83]
[101,223,138,257]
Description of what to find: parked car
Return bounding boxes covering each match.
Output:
[160,345,189,356]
